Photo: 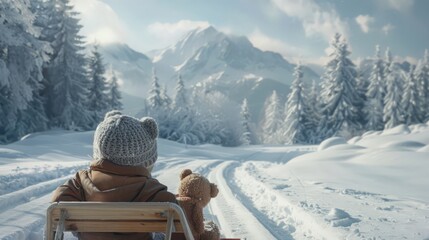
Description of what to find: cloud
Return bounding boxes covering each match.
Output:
[70,0,126,44]
[385,0,414,12]
[249,29,303,58]
[382,24,395,35]
[270,0,348,42]
[147,20,210,46]
[355,15,374,33]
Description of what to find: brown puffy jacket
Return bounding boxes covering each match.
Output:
[51,159,177,240]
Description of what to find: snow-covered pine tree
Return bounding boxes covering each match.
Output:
[87,44,110,127]
[320,33,343,101]
[240,98,253,145]
[319,36,363,138]
[283,63,309,144]
[355,70,368,128]
[145,68,175,139]
[401,65,421,125]
[415,50,429,122]
[306,80,321,143]
[262,91,284,144]
[383,56,403,129]
[189,87,241,146]
[424,50,429,121]
[0,0,49,142]
[161,84,172,109]
[383,48,393,90]
[147,68,163,111]
[167,75,201,144]
[43,0,92,130]
[318,33,342,140]
[107,71,123,111]
[365,45,385,131]
[173,74,187,109]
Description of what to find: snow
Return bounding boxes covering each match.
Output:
[1,124,429,239]
[317,137,347,151]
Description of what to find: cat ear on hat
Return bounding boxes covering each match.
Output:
[105,110,122,119]
[141,117,158,140]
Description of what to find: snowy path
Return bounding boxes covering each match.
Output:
[207,161,276,239]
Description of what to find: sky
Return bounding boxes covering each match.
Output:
[71,0,429,66]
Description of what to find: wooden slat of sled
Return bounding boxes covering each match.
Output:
[45,202,194,240]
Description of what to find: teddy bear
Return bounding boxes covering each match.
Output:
[176,169,220,240]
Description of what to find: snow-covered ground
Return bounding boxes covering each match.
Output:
[1,123,429,240]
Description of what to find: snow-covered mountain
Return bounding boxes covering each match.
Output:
[151,26,318,88]
[98,26,319,118]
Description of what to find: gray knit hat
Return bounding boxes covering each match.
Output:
[93,110,158,167]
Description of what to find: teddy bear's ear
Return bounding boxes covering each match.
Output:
[180,169,193,180]
[210,183,219,198]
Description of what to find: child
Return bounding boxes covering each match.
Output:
[51,111,177,240]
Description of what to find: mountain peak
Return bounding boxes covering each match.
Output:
[194,25,217,35]
[181,25,224,46]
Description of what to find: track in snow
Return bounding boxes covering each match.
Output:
[203,146,316,240]
[207,161,277,239]
[0,162,89,239]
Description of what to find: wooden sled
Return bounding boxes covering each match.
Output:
[46,202,195,240]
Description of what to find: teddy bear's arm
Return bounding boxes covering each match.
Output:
[192,203,206,235]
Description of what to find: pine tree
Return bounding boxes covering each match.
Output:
[107,71,123,111]
[240,98,253,145]
[283,63,309,144]
[424,50,429,121]
[168,75,199,144]
[401,65,421,125]
[320,33,342,102]
[0,0,49,142]
[383,48,393,91]
[306,80,321,143]
[355,70,368,128]
[147,68,163,111]
[365,45,385,131]
[173,74,187,109]
[319,36,363,138]
[415,50,429,122]
[383,57,403,129]
[262,91,284,144]
[44,0,92,130]
[88,44,110,127]
[190,89,240,146]
[160,84,172,109]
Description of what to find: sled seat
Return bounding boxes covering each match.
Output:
[46,201,194,240]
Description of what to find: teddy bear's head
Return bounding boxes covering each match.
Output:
[178,169,219,207]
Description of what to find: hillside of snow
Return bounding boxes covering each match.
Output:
[0,123,429,239]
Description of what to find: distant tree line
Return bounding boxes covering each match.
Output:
[260,33,429,144]
[0,0,122,143]
[140,70,250,146]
